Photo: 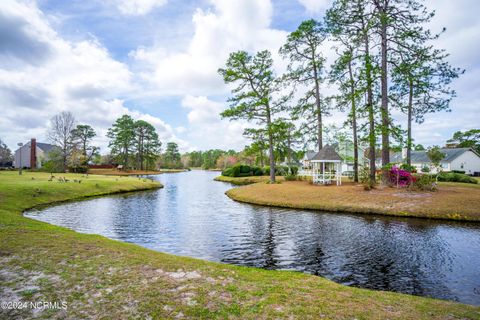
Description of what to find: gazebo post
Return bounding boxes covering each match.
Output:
[338,162,340,186]
[322,162,325,185]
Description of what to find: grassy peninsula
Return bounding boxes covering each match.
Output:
[225,179,480,222]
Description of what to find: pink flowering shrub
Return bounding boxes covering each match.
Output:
[388,166,415,187]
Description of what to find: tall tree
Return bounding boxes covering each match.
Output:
[47,111,76,171]
[107,115,135,169]
[327,0,378,184]
[219,50,290,183]
[71,124,99,165]
[391,42,462,165]
[280,19,328,151]
[134,120,161,170]
[163,142,181,168]
[330,44,363,182]
[371,0,440,168]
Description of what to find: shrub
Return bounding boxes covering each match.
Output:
[239,165,251,174]
[221,167,233,177]
[359,166,375,190]
[284,174,297,181]
[438,172,478,184]
[253,166,264,176]
[386,166,414,187]
[400,163,417,173]
[275,166,289,176]
[289,166,299,175]
[40,160,64,173]
[421,166,430,173]
[410,174,437,191]
[452,170,466,174]
[231,165,242,177]
[263,166,270,176]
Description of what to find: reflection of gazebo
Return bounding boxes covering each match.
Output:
[310,145,343,186]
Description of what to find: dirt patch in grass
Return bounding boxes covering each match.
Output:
[226,180,480,221]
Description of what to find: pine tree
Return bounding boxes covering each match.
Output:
[219,50,290,183]
[280,19,328,152]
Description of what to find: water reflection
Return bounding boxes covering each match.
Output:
[25,170,480,305]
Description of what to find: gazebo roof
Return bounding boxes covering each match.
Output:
[311,145,343,162]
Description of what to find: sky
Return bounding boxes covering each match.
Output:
[0,0,479,153]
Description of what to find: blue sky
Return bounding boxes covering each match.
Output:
[0,0,479,152]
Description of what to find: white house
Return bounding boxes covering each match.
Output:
[14,138,57,169]
[390,148,480,175]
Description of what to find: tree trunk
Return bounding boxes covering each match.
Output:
[363,23,376,184]
[313,64,323,152]
[266,104,276,183]
[379,3,390,175]
[407,78,413,166]
[348,59,359,183]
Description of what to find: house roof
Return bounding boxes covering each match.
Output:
[304,150,317,160]
[311,145,343,161]
[36,142,57,154]
[391,148,475,163]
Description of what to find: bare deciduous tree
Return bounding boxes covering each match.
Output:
[47,111,76,171]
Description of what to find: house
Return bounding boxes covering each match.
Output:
[301,150,318,169]
[14,138,57,169]
[390,148,480,175]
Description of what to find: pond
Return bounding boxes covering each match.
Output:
[25,170,480,305]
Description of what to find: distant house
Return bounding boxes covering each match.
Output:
[301,150,318,169]
[390,148,480,175]
[14,138,57,169]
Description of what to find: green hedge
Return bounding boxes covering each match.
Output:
[437,172,478,184]
[222,165,298,177]
[222,165,264,177]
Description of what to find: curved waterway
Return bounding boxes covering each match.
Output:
[25,170,480,305]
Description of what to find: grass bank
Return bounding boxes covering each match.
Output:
[226,180,480,222]
[1,172,479,319]
[214,175,285,185]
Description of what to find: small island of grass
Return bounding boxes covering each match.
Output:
[225,179,480,222]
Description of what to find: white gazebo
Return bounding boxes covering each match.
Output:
[310,145,343,186]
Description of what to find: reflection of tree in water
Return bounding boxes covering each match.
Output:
[221,207,281,269]
[110,191,160,243]
[342,216,455,301]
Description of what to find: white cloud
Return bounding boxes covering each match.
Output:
[297,0,332,13]
[0,0,184,152]
[113,0,167,15]
[181,95,249,150]
[131,0,288,96]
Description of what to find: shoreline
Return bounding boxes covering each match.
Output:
[221,178,480,222]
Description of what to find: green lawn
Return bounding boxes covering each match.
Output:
[1,171,479,319]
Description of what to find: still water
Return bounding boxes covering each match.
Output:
[25,170,480,305]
